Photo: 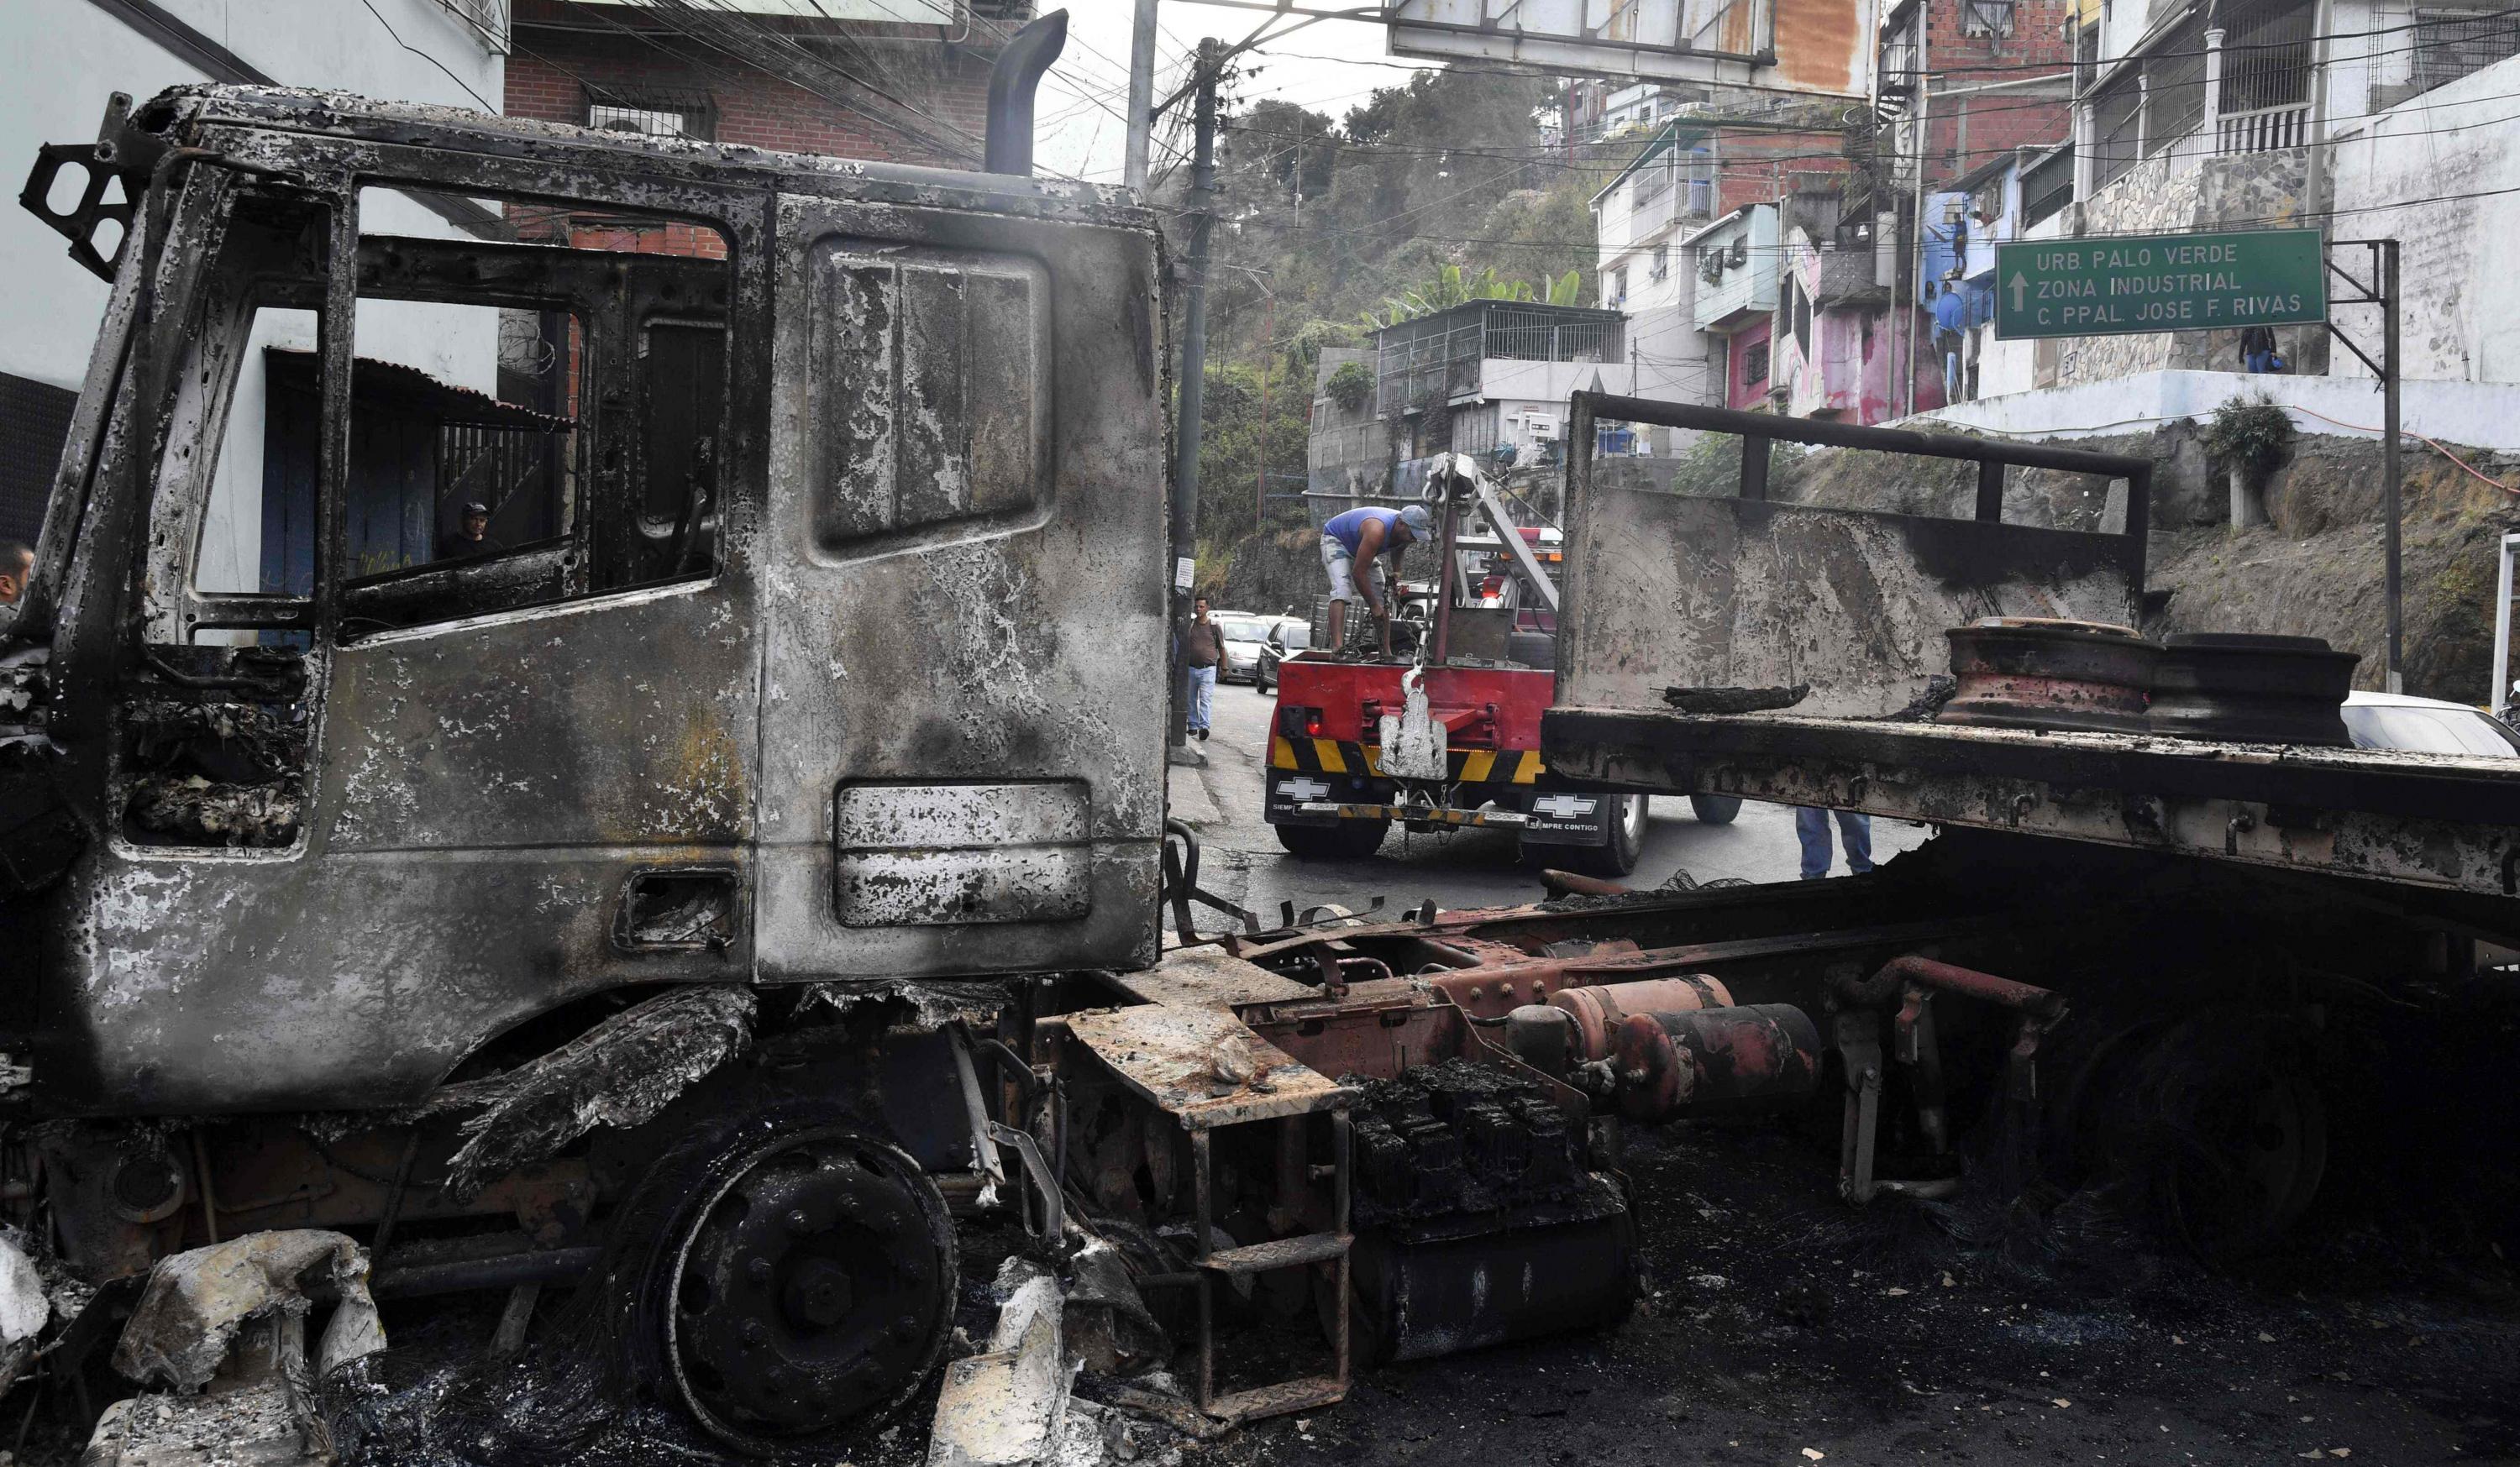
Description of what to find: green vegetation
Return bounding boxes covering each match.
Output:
[1168,65,1652,606]
[2202,396,2298,479]
[1326,361,1375,413]
[1358,263,1587,328]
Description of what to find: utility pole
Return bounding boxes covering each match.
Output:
[1904,2,1930,420]
[1168,38,1221,753]
[1256,284,1276,532]
[1124,0,1160,193]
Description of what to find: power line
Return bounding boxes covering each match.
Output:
[1193,148,2520,261]
[1207,72,2520,196]
[354,0,501,112]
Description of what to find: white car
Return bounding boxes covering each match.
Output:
[2339,689,2520,757]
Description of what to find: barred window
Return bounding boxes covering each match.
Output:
[2142,17,2208,156]
[2021,146,2075,227]
[2412,8,2520,93]
[586,87,718,143]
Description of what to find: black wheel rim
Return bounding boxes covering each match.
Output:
[665,1126,955,1452]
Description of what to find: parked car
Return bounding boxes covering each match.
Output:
[2341,689,2520,757]
[1256,617,1310,693]
[1211,611,1277,684]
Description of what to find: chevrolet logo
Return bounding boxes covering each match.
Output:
[1530,794,1598,819]
[1278,778,1332,802]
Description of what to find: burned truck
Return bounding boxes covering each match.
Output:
[0,30,1187,1454]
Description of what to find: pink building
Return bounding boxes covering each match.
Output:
[1725,320,1773,411]
[1773,227,1945,423]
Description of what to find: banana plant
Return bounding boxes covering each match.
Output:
[1359,263,1554,328]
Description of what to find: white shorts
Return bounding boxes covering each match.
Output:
[1321,536,1382,604]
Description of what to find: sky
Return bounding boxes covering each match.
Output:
[1028,0,1435,184]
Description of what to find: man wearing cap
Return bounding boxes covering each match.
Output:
[438,502,501,561]
[1320,502,1431,658]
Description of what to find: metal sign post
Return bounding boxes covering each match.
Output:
[2328,238,2402,693]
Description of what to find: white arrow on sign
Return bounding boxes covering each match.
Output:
[2008,271,2029,312]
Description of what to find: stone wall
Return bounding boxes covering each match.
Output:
[2061,148,2318,386]
[1746,420,2520,700]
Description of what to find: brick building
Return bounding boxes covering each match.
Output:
[1878,0,2077,184]
[1860,0,2077,415]
[507,0,1029,172]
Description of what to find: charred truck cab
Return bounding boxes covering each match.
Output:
[0,49,1168,1451]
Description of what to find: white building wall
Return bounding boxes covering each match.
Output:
[1629,304,1718,406]
[0,0,503,591]
[2328,51,2520,385]
[1689,204,1779,329]
[1478,359,1640,405]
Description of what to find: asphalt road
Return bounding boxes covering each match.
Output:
[1166,673,1932,927]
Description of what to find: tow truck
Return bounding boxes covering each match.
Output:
[1263,454,1740,872]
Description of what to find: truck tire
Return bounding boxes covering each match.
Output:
[1546,793,1647,878]
[1688,794,1743,825]
[1275,818,1389,860]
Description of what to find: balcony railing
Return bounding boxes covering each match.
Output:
[2215,101,2310,154]
[1627,181,1713,244]
[1629,188,1677,244]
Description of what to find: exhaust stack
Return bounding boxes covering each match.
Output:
[984,10,1068,176]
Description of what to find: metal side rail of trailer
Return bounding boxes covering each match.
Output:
[1545,706,2520,900]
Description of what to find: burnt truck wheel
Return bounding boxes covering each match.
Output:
[1275,818,1389,860]
[664,1124,955,1453]
[1688,794,1743,825]
[1551,793,1648,878]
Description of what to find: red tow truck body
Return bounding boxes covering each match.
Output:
[1261,459,1722,868]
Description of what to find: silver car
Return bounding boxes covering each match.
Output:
[1210,611,1276,684]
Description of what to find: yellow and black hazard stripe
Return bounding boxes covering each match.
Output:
[1313,803,1527,828]
[1270,737,1546,785]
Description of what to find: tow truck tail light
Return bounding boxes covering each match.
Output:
[1280,705,1325,738]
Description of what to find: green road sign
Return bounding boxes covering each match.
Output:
[1992,229,2326,340]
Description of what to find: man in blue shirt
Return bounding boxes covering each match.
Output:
[1930,280,1968,405]
[1321,503,1433,656]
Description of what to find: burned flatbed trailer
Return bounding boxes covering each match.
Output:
[1541,394,2520,911]
[1063,394,2520,1395]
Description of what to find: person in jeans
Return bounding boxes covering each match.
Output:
[1931,281,1967,405]
[1795,806,1873,880]
[1181,597,1222,741]
[2240,325,2281,374]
